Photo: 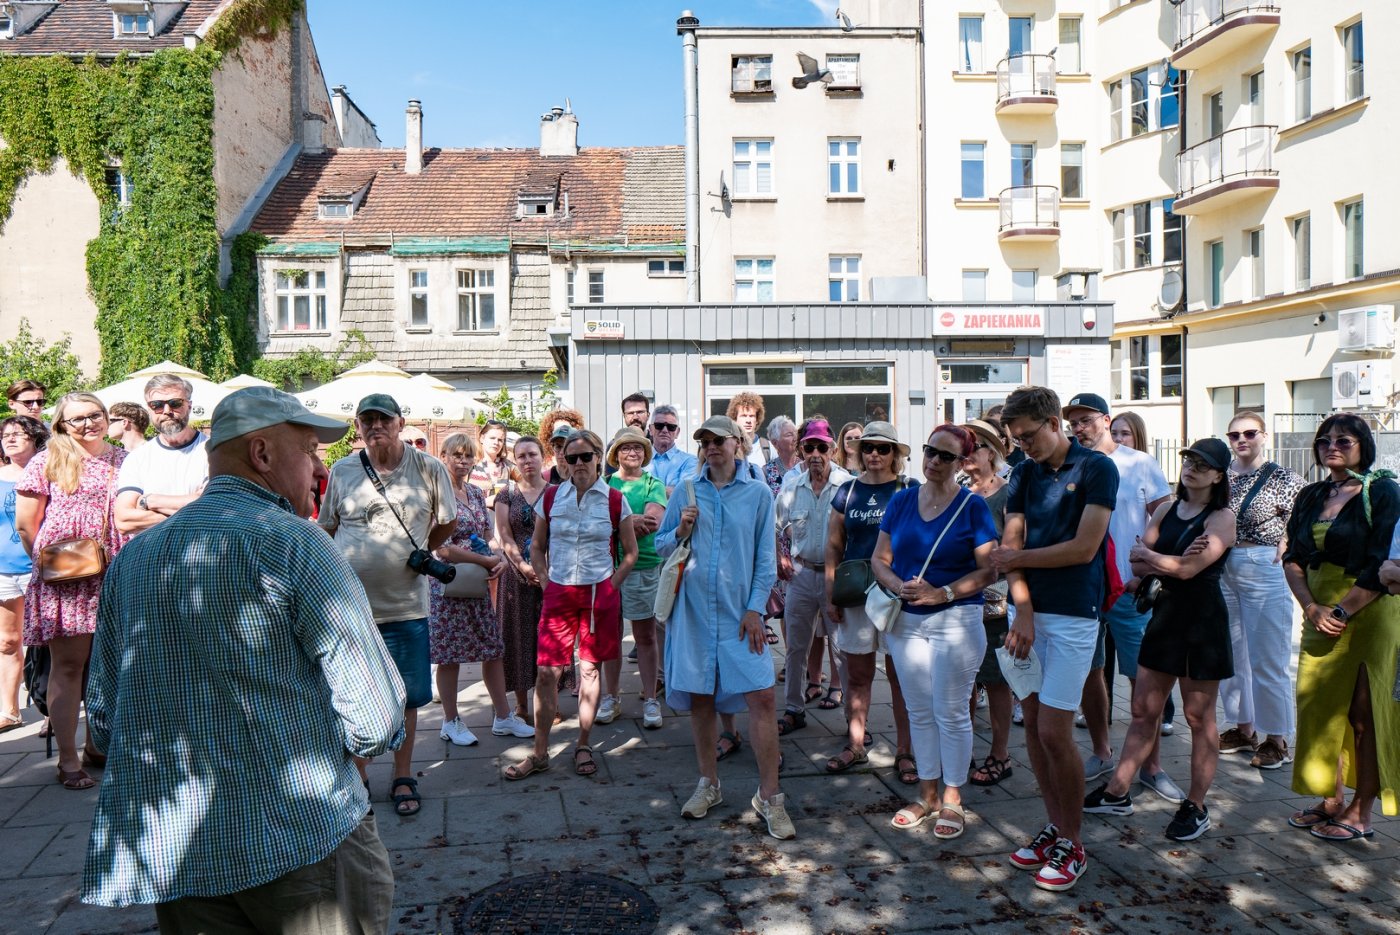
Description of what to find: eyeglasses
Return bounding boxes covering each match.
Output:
[148,398,187,411]
[13,397,44,408]
[1067,415,1103,430]
[697,435,728,448]
[922,445,960,464]
[1,432,30,441]
[1180,456,1211,472]
[802,442,830,454]
[563,451,597,464]
[1009,420,1050,448]
[64,413,106,428]
[1316,437,1359,451]
[652,422,679,433]
[859,442,893,456]
[1226,429,1263,442]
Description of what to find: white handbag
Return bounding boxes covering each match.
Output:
[653,479,695,622]
[865,489,972,633]
[441,562,489,599]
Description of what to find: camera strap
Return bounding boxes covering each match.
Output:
[359,450,422,550]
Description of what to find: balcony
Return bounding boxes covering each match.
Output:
[1173,0,1281,70]
[998,185,1060,241]
[995,54,1057,115]
[1174,125,1278,215]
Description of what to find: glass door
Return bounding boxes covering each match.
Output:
[936,359,1028,425]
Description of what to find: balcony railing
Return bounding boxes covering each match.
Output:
[1174,125,1278,214]
[995,54,1057,114]
[1173,0,1281,69]
[998,185,1060,240]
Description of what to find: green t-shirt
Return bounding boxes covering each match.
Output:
[609,472,668,569]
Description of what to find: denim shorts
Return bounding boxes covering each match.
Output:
[378,618,431,709]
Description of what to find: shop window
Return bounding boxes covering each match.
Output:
[707,363,892,439]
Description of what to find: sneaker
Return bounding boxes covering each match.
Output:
[628,645,638,661]
[1009,823,1059,870]
[1034,839,1088,892]
[440,717,479,746]
[1012,700,1024,726]
[1137,768,1186,804]
[1074,709,1088,728]
[642,698,663,730]
[1083,783,1134,815]
[752,789,797,840]
[1164,800,1211,841]
[1250,737,1293,770]
[1160,720,1175,735]
[976,686,988,709]
[492,714,535,738]
[595,693,620,725]
[1218,726,1259,754]
[681,777,723,819]
[1083,752,1116,782]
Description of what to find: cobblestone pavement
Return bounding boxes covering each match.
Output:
[2,638,1396,934]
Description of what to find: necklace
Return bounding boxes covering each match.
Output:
[1327,477,1358,498]
[922,485,959,516]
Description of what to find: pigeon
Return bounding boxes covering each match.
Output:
[792,52,833,89]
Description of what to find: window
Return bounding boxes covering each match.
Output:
[828,256,860,302]
[957,16,983,72]
[565,269,575,305]
[1159,67,1181,130]
[707,363,892,436]
[826,54,859,88]
[318,200,352,220]
[960,142,985,198]
[409,269,429,326]
[731,55,772,93]
[455,269,496,331]
[1110,342,1124,401]
[1128,336,1149,400]
[734,257,774,302]
[1293,47,1312,121]
[1058,17,1082,72]
[647,258,684,277]
[732,139,773,196]
[1163,199,1182,265]
[828,139,860,195]
[1342,198,1363,280]
[1211,384,1264,435]
[1010,143,1034,188]
[1060,143,1083,199]
[1207,240,1224,308]
[1108,80,1123,143]
[104,167,133,206]
[1342,21,1363,101]
[1129,68,1150,137]
[1292,214,1311,290]
[118,13,150,35]
[587,270,605,304]
[962,270,988,302]
[1008,16,1032,57]
[1206,90,1223,138]
[1291,378,1331,417]
[1246,228,1264,299]
[1160,334,1182,398]
[275,270,328,332]
[1132,201,1152,268]
[1247,70,1265,124]
[1011,269,1036,302]
[517,197,551,217]
[0,15,12,36]
[1111,209,1126,271]
[1109,64,1179,140]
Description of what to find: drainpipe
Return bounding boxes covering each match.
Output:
[1176,66,1189,443]
[678,11,701,302]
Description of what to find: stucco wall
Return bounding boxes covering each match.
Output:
[211,29,296,237]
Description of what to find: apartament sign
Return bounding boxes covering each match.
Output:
[934,308,1045,336]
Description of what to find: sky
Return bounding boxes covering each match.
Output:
[307,0,834,149]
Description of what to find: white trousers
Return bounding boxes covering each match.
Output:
[885,605,986,784]
[1218,545,1297,737]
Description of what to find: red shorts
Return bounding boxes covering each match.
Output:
[538,579,622,666]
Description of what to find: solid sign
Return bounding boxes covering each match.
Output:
[581,319,625,340]
[935,308,1045,336]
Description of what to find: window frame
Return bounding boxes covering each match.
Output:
[1292,213,1311,290]
[731,54,773,94]
[732,138,774,197]
[1111,209,1126,272]
[960,142,985,199]
[1057,17,1082,73]
[828,255,860,302]
[117,12,150,36]
[961,269,988,302]
[647,258,685,278]
[1108,80,1124,143]
[1163,199,1182,265]
[274,269,329,333]
[1293,46,1312,122]
[733,256,775,303]
[408,269,430,327]
[586,269,605,304]
[1129,67,1150,137]
[1207,239,1225,308]
[1010,142,1035,188]
[1132,201,1152,269]
[1341,20,1363,102]
[1342,198,1363,281]
[1246,227,1265,300]
[1159,334,1182,399]
[1011,269,1037,303]
[1060,142,1084,199]
[454,268,497,332]
[957,16,984,73]
[827,138,861,196]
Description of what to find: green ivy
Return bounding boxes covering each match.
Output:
[252,330,376,392]
[476,368,561,439]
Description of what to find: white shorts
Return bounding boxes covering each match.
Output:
[834,604,883,656]
[0,572,30,602]
[1031,613,1099,712]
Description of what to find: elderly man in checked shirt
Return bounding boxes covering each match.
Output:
[80,387,407,934]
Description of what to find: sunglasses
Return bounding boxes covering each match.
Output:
[802,442,830,454]
[13,397,45,408]
[922,445,960,464]
[859,442,893,456]
[1316,437,1358,451]
[564,451,597,464]
[698,435,729,448]
[1226,429,1262,442]
[962,443,991,460]
[148,398,187,411]
[1180,456,1212,472]
[652,422,679,432]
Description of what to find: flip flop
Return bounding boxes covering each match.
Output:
[764,624,780,645]
[933,803,966,840]
[716,731,743,761]
[1288,805,1338,829]
[891,801,938,830]
[894,752,919,785]
[825,745,868,773]
[1310,820,1374,842]
[817,687,844,710]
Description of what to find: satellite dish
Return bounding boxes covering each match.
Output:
[792,51,833,89]
[1159,266,1184,312]
[719,172,730,203]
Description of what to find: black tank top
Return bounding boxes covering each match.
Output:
[1157,501,1229,592]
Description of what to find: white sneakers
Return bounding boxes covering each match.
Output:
[682,777,724,818]
[595,693,620,724]
[440,717,478,746]
[492,714,535,738]
[642,698,663,729]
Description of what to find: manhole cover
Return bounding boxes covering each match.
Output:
[457,871,659,935]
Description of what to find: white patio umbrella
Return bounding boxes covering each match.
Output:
[294,359,476,422]
[221,373,276,391]
[90,360,230,420]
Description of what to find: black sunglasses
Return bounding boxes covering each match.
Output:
[922,445,960,464]
[148,398,187,411]
[652,422,679,432]
[13,397,45,408]
[802,442,830,454]
[1226,429,1262,442]
[859,442,893,456]
[564,451,597,464]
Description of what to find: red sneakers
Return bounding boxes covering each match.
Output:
[1033,838,1088,892]
[1009,823,1059,870]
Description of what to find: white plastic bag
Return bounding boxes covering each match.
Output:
[996,646,1043,701]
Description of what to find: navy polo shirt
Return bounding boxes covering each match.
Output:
[1005,438,1118,619]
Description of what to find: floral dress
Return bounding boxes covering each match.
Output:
[20,447,126,645]
[428,484,504,664]
[764,458,795,618]
[496,483,546,694]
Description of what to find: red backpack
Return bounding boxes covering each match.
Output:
[541,484,624,566]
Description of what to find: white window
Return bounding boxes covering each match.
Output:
[1160,334,1182,398]
[1247,70,1265,124]
[960,142,985,198]
[1293,47,1312,121]
[647,258,684,277]
[1011,269,1036,302]
[1211,384,1264,435]
[318,201,351,220]
[1207,240,1224,308]
[1111,209,1126,271]
[455,269,496,331]
[1163,199,1182,264]
[1129,67,1150,137]
[734,257,775,302]
[565,269,575,305]
[1246,228,1265,300]
[732,139,773,196]
[1060,143,1083,199]
[0,14,12,36]
[1342,198,1364,280]
[1206,90,1224,138]
[957,16,983,72]
[1132,201,1152,269]
[1128,336,1149,400]
[409,269,429,326]
[1010,143,1034,188]
[118,13,150,35]
[827,138,860,195]
[826,54,859,89]
[828,256,859,302]
[1109,64,1179,140]
[1108,80,1123,143]
[962,270,988,302]
[1342,21,1363,101]
[104,167,133,206]
[587,270,605,304]
[275,270,328,332]
[1292,213,1311,290]
[1058,17,1082,72]
[732,55,773,93]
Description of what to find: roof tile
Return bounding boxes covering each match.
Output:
[0,0,225,55]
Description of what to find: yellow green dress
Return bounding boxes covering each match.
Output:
[1296,522,1400,815]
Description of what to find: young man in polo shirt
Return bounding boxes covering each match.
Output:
[992,386,1117,893]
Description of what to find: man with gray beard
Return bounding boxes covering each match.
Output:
[113,374,210,534]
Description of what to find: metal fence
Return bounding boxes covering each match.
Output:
[1152,440,1323,484]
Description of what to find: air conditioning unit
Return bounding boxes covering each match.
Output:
[1332,358,1392,409]
[1337,305,1395,352]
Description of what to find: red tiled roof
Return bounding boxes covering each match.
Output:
[252,146,685,245]
[0,0,226,55]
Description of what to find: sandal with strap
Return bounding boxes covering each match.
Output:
[803,682,824,704]
[390,776,421,817]
[825,744,869,773]
[56,768,96,791]
[969,754,1013,787]
[716,731,743,761]
[933,803,966,840]
[777,711,806,736]
[817,687,844,710]
[894,752,919,785]
[504,754,550,782]
[573,744,598,777]
[764,624,780,645]
[0,711,22,735]
[891,800,938,830]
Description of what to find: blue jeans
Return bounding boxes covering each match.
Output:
[378,618,431,709]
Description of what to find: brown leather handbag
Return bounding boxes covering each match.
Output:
[37,453,116,584]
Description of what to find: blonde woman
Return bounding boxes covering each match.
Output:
[16,393,127,790]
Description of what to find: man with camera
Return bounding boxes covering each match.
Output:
[319,393,457,818]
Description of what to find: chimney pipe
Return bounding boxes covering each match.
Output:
[540,104,579,157]
[678,10,701,302]
[405,100,423,175]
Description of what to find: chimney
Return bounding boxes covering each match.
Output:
[302,112,327,155]
[405,100,423,175]
[540,99,579,157]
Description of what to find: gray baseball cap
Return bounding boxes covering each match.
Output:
[208,387,348,451]
[692,415,743,441]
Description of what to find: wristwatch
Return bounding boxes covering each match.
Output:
[1330,604,1350,622]
[138,494,149,511]
[942,585,956,603]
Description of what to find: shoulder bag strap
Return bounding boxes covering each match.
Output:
[914,488,973,581]
[359,450,421,550]
[99,448,117,546]
[1235,462,1278,524]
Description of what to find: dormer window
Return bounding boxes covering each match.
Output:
[0,14,12,38]
[2,2,61,38]
[318,200,352,220]
[518,197,552,217]
[517,170,562,219]
[118,12,150,34]
[108,1,188,39]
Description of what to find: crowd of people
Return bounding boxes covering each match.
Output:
[0,373,1396,931]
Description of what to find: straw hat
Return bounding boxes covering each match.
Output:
[606,426,653,468]
[858,420,910,457]
[963,419,1008,461]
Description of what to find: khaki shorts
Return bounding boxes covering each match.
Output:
[621,565,661,620]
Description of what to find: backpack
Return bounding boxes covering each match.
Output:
[542,484,624,567]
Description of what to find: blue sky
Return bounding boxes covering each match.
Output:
[307,0,833,149]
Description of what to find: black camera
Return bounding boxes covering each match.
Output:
[1133,575,1163,615]
[407,548,456,584]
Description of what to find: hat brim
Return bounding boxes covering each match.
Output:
[294,414,351,444]
[1180,447,1227,471]
[607,437,653,468]
[855,435,910,457]
[1061,405,1108,418]
[356,406,401,419]
[692,428,739,441]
